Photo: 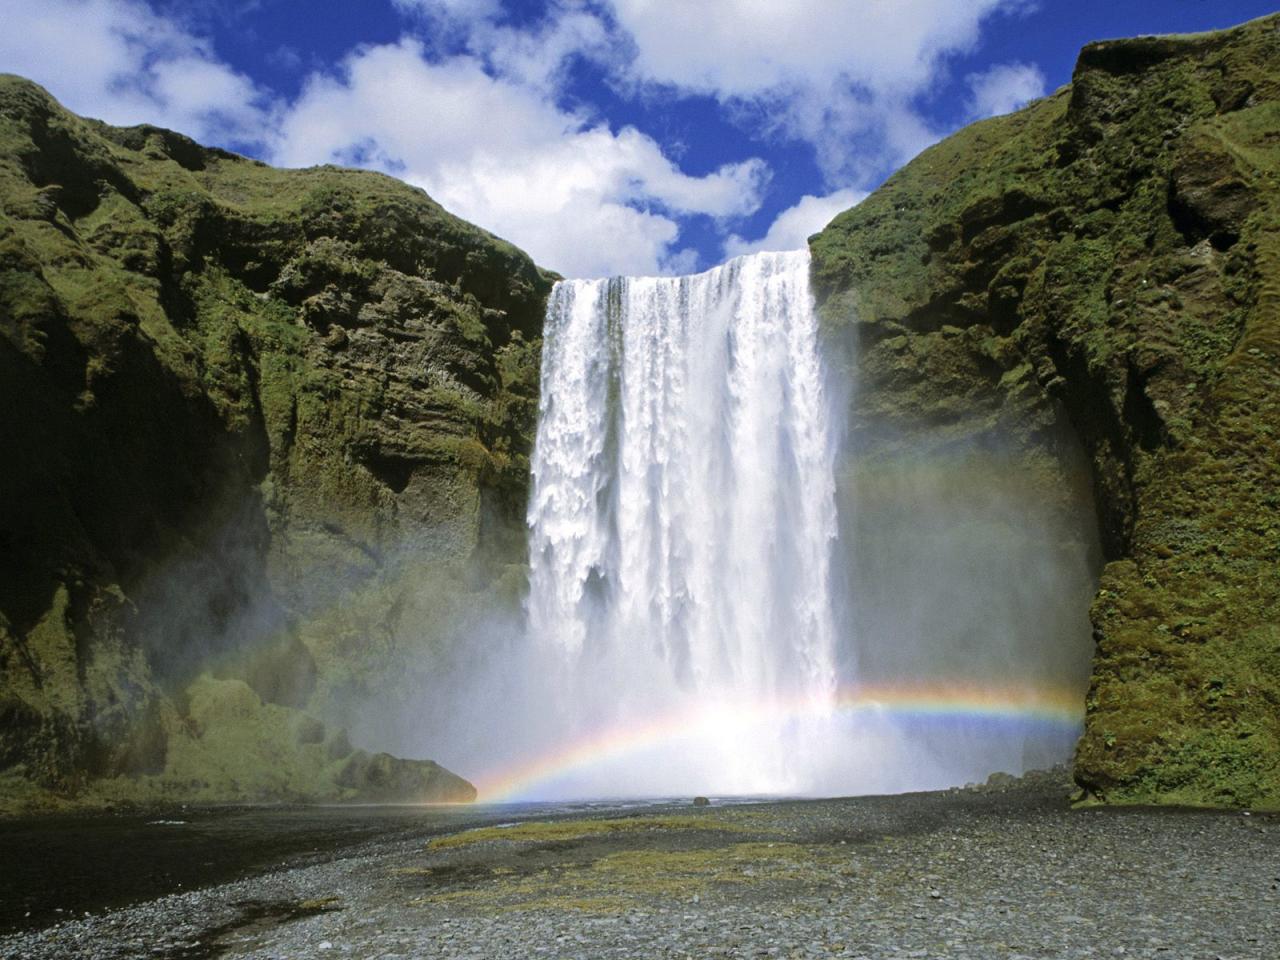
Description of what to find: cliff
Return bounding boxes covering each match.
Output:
[3,13,1278,812]
[0,74,552,809]
[812,14,1280,806]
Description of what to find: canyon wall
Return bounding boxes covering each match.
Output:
[812,14,1280,806]
[2,12,1278,810]
[0,74,551,808]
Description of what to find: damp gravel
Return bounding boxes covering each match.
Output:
[3,773,1277,960]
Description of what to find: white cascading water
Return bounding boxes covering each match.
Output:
[403,247,1094,799]
[524,249,843,796]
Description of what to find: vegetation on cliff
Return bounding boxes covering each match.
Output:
[0,74,553,808]
[3,13,1277,813]
[812,14,1280,806]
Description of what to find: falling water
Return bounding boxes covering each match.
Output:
[524,250,842,795]
[406,248,1095,800]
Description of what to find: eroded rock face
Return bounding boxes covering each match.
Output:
[812,15,1280,806]
[0,75,552,808]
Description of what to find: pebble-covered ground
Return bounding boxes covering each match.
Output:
[3,773,1277,960]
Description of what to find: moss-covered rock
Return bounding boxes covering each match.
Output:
[0,75,552,810]
[812,14,1280,807]
[5,14,1278,812]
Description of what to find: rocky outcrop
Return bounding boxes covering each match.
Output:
[0,75,551,809]
[812,15,1280,806]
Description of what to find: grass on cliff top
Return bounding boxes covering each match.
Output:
[812,12,1280,336]
[810,85,1070,329]
[0,71,543,273]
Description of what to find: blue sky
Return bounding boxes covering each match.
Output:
[1,1,1275,276]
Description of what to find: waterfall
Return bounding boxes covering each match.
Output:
[409,247,1093,801]
[524,249,842,795]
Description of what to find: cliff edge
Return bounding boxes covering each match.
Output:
[0,75,551,808]
[813,14,1280,806]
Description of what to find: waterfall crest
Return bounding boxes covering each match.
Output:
[524,249,841,793]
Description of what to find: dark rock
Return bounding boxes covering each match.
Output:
[0,73,549,809]
[811,13,1280,808]
[336,751,477,803]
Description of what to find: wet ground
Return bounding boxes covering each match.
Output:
[2,774,1278,959]
[0,798,669,933]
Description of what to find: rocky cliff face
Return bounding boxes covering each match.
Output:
[812,15,1280,807]
[0,75,551,809]
[3,14,1277,813]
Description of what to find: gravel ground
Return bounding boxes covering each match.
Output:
[3,773,1277,960]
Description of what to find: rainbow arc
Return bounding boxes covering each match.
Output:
[473,682,1084,802]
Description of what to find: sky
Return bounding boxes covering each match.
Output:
[1,1,1275,278]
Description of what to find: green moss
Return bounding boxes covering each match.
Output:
[812,14,1280,807]
[0,72,553,806]
[414,838,833,915]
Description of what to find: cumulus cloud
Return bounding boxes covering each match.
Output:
[392,0,611,91]
[965,61,1046,119]
[476,8,613,91]
[0,0,767,277]
[603,0,1035,183]
[609,0,1002,96]
[271,39,768,277]
[724,187,867,259]
[0,0,1044,277]
[392,1,1035,186]
[0,0,271,147]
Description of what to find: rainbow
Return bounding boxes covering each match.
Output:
[472,682,1085,802]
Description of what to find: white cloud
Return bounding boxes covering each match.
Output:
[608,0,999,96]
[0,0,766,277]
[0,0,1044,278]
[392,0,501,20]
[392,0,1039,187]
[475,9,612,91]
[603,0,1034,183]
[0,0,271,147]
[272,39,768,277]
[724,188,867,259]
[965,61,1046,119]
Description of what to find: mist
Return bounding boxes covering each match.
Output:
[376,447,1101,801]
[831,437,1101,793]
[356,250,1102,802]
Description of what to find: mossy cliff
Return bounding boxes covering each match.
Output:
[812,14,1280,807]
[3,16,1277,813]
[0,74,553,809]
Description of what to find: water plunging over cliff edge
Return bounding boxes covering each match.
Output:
[435,248,1092,802]
[523,250,843,795]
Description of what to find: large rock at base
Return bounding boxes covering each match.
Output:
[23,674,480,808]
[337,751,477,804]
